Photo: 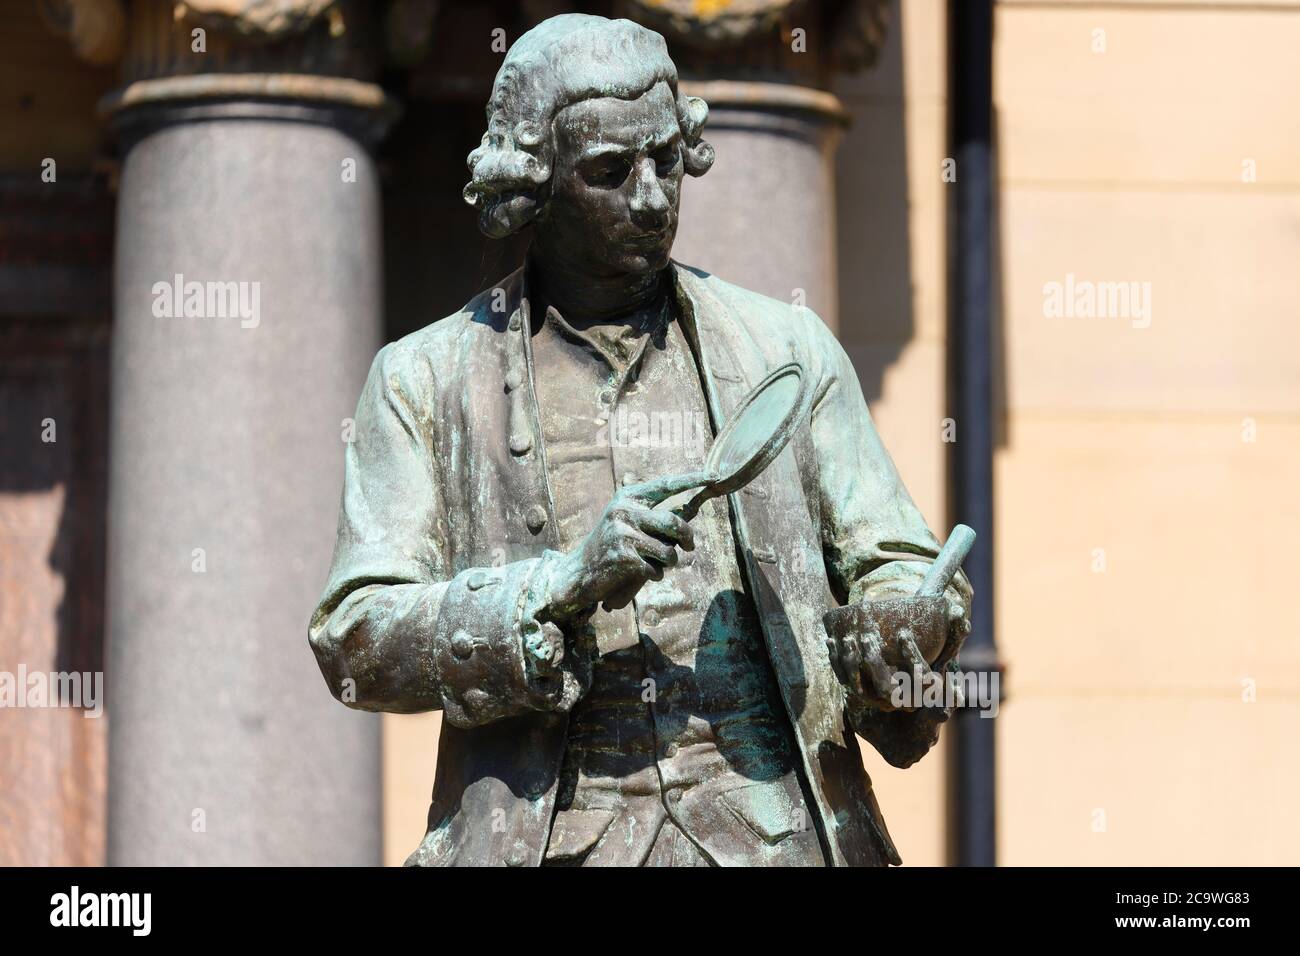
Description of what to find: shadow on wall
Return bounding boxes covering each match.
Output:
[0,177,113,865]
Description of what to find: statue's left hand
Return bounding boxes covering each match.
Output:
[826,597,968,712]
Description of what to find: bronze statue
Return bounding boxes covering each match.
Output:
[309,13,972,867]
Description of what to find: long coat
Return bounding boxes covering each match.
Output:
[309,262,972,866]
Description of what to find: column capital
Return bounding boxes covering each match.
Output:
[618,0,891,83]
[42,0,398,142]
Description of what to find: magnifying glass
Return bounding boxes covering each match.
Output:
[598,363,811,617]
[669,360,811,521]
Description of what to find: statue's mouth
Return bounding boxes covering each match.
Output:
[626,230,672,250]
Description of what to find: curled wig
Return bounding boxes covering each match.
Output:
[464,14,714,239]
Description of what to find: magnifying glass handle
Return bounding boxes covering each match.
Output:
[669,489,711,523]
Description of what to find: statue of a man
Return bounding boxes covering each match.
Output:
[310,13,971,867]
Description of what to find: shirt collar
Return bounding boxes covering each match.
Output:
[526,268,674,373]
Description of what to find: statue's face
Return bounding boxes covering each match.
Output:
[542,82,683,277]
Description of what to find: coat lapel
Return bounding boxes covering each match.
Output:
[671,263,900,867]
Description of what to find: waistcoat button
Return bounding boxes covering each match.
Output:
[525,504,548,534]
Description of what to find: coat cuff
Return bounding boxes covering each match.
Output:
[431,553,575,728]
[849,560,965,608]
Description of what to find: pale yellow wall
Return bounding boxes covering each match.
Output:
[384,712,439,865]
[994,0,1300,864]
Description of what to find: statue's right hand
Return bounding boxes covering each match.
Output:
[545,471,710,621]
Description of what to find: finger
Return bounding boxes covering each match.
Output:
[838,634,866,699]
[899,629,931,678]
[932,637,959,671]
[624,538,676,574]
[860,632,898,701]
[946,598,966,624]
[599,536,665,609]
[603,588,637,611]
[603,573,647,610]
[628,506,694,550]
[826,637,857,687]
[623,470,714,507]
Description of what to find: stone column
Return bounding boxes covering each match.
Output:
[670,81,846,331]
[96,1,393,864]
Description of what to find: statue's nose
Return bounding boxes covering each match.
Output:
[628,158,670,227]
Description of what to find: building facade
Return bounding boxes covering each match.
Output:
[1,0,1296,866]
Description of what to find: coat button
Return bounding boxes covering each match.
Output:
[504,369,523,392]
[467,571,490,590]
[526,505,548,534]
[509,314,522,332]
[450,631,475,659]
[509,432,532,455]
[641,608,660,627]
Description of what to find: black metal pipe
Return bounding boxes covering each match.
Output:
[948,0,998,867]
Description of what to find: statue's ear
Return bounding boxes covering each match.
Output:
[680,95,715,177]
[463,112,556,238]
[474,190,544,240]
[683,140,715,178]
[463,126,552,238]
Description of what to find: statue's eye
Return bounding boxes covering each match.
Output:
[583,159,631,188]
[653,147,680,175]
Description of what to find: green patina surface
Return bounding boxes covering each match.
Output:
[309,13,974,868]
